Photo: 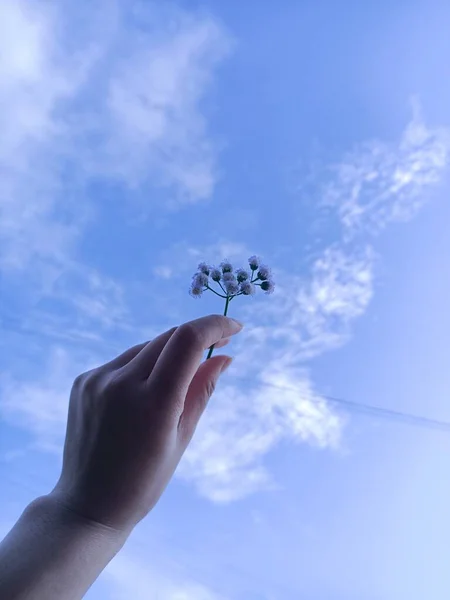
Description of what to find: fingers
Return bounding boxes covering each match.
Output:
[149,315,243,409]
[213,337,230,349]
[101,324,231,380]
[178,355,232,443]
[102,342,150,371]
[119,327,178,378]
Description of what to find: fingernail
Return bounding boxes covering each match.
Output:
[220,357,233,373]
[228,317,244,329]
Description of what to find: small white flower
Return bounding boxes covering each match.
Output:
[189,285,203,298]
[197,262,211,275]
[193,272,208,287]
[236,268,249,283]
[240,281,255,295]
[257,265,271,281]
[260,279,275,294]
[224,280,239,295]
[248,255,261,271]
[210,268,222,282]
[220,260,233,273]
[223,272,236,283]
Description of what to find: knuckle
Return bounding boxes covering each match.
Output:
[81,372,100,396]
[72,372,86,390]
[72,368,102,396]
[177,322,204,348]
[108,373,130,395]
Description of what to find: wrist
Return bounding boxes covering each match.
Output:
[25,494,130,546]
[0,495,129,600]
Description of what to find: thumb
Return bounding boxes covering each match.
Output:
[177,355,233,443]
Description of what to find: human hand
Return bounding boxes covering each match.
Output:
[50,315,243,534]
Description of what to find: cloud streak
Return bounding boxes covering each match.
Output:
[0,0,229,273]
[0,346,96,453]
[180,369,342,502]
[322,99,450,235]
[103,553,226,600]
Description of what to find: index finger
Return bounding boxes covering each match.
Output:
[149,314,243,397]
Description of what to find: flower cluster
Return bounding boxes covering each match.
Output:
[189,256,275,300]
[189,256,274,358]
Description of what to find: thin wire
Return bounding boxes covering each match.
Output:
[244,378,450,433]
[322,393,450,431]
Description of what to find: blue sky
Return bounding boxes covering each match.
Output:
[1,0,450,598]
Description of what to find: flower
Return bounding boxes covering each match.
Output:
[220,260,233,273]
[210,267,222,282]
[240,281,255,295]
[192,272,208,287]
[257,265,271,280]
[224,280,240,295]
[222,271,236,283]
[197,262,210,275]
[248,255,261,271]
[236,268,249,283]
[189,284,204,298]
[189,255,274,357]
[260,279,275,294]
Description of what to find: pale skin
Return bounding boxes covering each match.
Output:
[0,314,243,599]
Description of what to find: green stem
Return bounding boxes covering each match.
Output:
[206,294,230,359]
[217,280,227,295]
[206,285,227,299]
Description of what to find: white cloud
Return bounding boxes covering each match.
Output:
[0,0,230,273]
[177,245,369,501]
[0,346,98,453]
[180,368,342,502]
[137,241,371,502]
[173,104,450,502]
[0,0,230,344]
[51,264,130,331]
[0,0,88,272]
[322,99,450,235]
[1,260,136,347]
[100,12,230,202]
[3,62,449,508]
[257,245,375,363]
[103,553,226,600]
[149,240,255,294]
[153,265,174,280]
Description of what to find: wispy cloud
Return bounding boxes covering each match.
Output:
[242,245,375,365]
[98,11,230,203]
[322,99,450,235]
[0,0,231,369]
[0,0,230,285]
[154,240,252,280]
[2,4,449,511]
[103,553,226,600]
[173,243,370,500]
[0,0,94,272]
[180,369,342,502]
[174,104,450,501]
[0,346,98,453]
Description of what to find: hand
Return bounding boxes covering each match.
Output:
[50,314,243,533]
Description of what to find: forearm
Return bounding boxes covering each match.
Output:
[0,494,129,600]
